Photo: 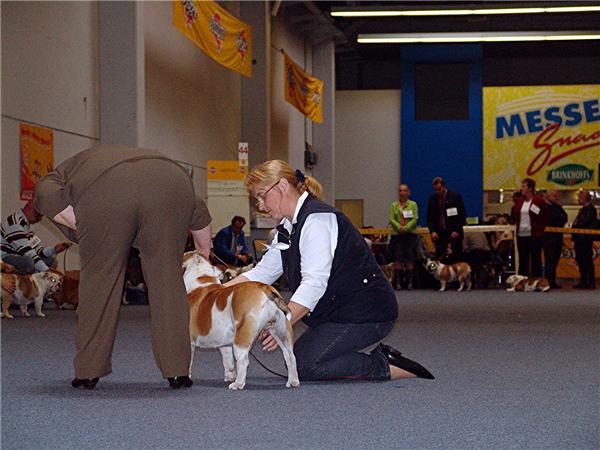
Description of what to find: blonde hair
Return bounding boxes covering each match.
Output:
[245,159,324,200]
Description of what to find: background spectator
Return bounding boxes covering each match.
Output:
[426,176,466,263]
[572,190,597,290]
[1,199,70,274]
[389,183,419,290]
[513,178,547,277]
[543,189,568,288]
[462,226,491,288]
[213,216,253,267]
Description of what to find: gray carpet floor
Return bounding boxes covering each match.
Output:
[2,289,599,449]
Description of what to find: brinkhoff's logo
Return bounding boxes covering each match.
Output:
[547,164,593,186]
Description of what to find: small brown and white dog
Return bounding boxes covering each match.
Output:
[183,251,299,390]
[505,274,550,292]
[1,271,63,319]
[426,258,472,292]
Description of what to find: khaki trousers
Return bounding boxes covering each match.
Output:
[73,159,194,379]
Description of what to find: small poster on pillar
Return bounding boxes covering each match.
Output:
[20,123,54,200]
[238,142,248,168]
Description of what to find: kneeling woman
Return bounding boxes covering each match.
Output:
[225,160,434,381]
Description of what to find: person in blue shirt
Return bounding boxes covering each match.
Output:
[212,216,253,266]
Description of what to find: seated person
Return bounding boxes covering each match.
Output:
[492,214,514,260]
[462,227,492,288]
[212,216,253,266]
[1,199,71,274]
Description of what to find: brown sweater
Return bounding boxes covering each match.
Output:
[35,144,211,242]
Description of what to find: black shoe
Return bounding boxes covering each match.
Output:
[168,376,193,389]
[71,377,99,390]
[550,283,561,289]
[574,283,588,289]
[378,343,435,380]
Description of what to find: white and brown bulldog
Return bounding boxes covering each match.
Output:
[1,270,63,319]
[183,251,299,390]
[426,258,472,292]
[505,274,550,292]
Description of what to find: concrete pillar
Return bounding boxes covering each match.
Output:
[241,1,270,167]
[98,1,145,147]
[311,40,335,205]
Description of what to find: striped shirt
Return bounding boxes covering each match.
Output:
[1,210,53,271]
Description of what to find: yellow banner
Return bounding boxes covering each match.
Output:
[284,52,323,123]
[20,123,54,201]
[483,85,600,190]
[206,160,247,180]
[173,0,252,78]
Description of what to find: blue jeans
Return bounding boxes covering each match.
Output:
[1,254,56,274]
[294,320,394,381]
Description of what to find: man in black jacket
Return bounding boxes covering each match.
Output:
[426,177,467,263]
[572,190,598,289]
[543,189,568,289]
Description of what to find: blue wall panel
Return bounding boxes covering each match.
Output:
[401,44,483,224]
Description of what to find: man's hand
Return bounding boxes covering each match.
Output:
[259,329,279,352]
[431,232,439,241]
[54,242,72,253]
[237,254,249,264]
[450,231,459,239]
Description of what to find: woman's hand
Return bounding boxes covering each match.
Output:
[260,329,279,352]
[259,301,310,352]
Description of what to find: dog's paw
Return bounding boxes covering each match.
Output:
[438,288,445,292]
[36,312,46,317]
[224,374,236,382]
[2,313,14,320]
[286,379,300,388]
[228,381,245,390]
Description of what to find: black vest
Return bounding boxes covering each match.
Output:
[278,196,398,327]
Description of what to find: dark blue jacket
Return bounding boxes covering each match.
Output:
[212,226,249,264]
[278,196,398,327]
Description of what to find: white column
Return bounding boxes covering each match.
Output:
[311,40,335,205]
[98,1,145,147]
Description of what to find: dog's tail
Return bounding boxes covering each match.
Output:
[265,285,290,319]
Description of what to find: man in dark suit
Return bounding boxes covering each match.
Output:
[426,177,467,263]
[212,216,253,266]
[542,189,568,289]
[572,190,597,290]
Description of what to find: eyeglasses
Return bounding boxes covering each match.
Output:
[255,181,279,208]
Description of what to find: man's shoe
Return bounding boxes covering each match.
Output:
[574,283,587,289]
[168,376,193,389]
[550,283,561,289]
[378,343,435,380]
[71,377,99,390]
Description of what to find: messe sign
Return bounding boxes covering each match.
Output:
[483,85,599,190]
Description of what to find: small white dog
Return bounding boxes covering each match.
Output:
[182,251,299,390]
[426,258,472,292]
[1,271,63,319]
[505,274,550,292]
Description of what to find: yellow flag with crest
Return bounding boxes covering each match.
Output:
[173,0,252,78]
[283,52,323,123]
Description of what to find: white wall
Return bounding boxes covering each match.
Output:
[270,16,307,168]
[1,1,100,268]
[335,90,401,228]
[144,1,243,197]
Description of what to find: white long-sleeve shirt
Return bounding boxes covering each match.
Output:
[243,192,338,311]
